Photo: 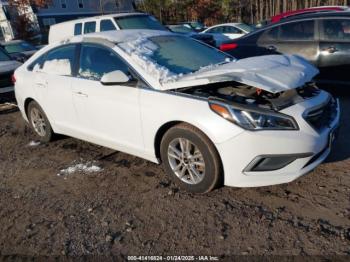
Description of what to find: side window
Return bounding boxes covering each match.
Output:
[78,44,129,81]
[280,20,315,41]
[322,19,350,41]
[84,21,96,34]
[39,45,76,76]
[223,26,242,34]
[28,54,46,71]
[207,27,223,34]
[74,23,82,35]
[259,26,279,42]
[100,19,116,31]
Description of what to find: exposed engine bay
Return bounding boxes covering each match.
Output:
[176,81,321,111]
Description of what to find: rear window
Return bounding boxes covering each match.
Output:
[84,21,96,34]
[280,20,315,41]
[114,15,166,30]
[74,23,82,35]
[322,19,350,41]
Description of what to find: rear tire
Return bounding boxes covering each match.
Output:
[160,123,222,193]
[27,101,54,143]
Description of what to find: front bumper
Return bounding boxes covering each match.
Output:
[216,92,340,188]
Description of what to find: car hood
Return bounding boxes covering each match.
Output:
[161,55,319,93]
[0,60,22,73]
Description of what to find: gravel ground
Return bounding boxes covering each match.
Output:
[0,90,349,259]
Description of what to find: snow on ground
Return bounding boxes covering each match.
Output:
[57,160,102,177]
[28,141,41,147]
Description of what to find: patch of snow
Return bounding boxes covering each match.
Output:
[57,161,102,176]
[119,37,180,84]
[28,141,41,147]
[36,59,71,76]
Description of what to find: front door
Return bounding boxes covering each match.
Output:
[71,43,144,154]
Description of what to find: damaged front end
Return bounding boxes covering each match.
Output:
[176,81,321,131]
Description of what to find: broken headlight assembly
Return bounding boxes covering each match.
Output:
[209,101,298,131]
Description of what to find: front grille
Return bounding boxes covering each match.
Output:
[304,97,338,131]
[0,71,13,88]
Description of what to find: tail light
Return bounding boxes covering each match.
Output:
[11,74,16,84]
[220,43,238,52]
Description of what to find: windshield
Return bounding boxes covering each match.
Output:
[237,23,254,33]
[147,36,231,74]
[0,48,11,61]
[119,35,232,83]
[114,15,167,31]
[4,41,37,54]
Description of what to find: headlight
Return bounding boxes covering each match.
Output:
[209,102,298,131]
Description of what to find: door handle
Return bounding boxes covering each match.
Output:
[74,91,88,98]
[322,46,338,54]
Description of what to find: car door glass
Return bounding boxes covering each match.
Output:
[74,23,82,35]
[37,45,76,76]
[323,19,350,41]
[280,20,315,41]
[210,27,223,34]
[100,19,116,31]
[84,22,96,34]
[78,44,129,81]
[259,26,279,42]
[224,26,241,34]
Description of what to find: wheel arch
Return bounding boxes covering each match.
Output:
[24,97,35,118]
[154,121,224,168]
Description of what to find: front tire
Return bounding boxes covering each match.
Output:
[160,123,222,193]
[27,101,54,143]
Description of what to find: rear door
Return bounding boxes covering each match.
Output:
[31,44,79,133]
[258,20,319,66]
[318,18,350,83]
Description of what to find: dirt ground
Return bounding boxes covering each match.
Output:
[0,90,349,259]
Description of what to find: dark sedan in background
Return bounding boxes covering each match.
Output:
[222,12,350,85]
[0,40,38,62]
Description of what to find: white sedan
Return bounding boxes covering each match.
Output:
[202,23,254,44]
[14,30,340,193]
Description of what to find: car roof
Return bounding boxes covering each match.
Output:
[280,10,350,22]
[0,40,25,45]
[69,29,172,44]
[271,6,348,22]
[53,12,148,26]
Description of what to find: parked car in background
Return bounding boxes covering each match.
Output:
[177,21,206,32]
[49,12,166,44]
[0,47,21,94]
[271,5,349,23]
[221,12,350,86]
[15,30,339,193]
[167,24,216,47]
[202,23,255,45]
[1,40,39,62]
[49,13,215,47]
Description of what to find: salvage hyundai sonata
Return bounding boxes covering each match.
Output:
[14,30,340,193]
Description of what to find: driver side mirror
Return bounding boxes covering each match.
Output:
[100,70,131,85]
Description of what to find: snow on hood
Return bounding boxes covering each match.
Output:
[162,55,319,93]
[0,60,22,73]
